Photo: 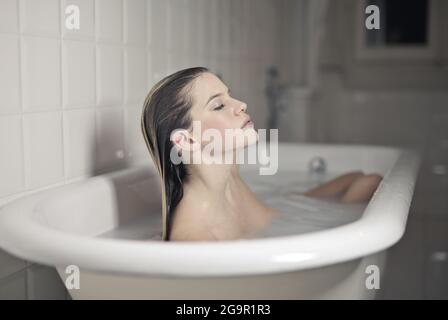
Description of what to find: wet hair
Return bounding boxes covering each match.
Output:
[141,67,210,241]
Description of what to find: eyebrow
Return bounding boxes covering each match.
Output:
[204,87,230,108]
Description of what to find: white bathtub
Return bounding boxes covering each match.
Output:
[0,143,420,299]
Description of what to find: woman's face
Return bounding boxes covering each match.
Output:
[187,72,258,152]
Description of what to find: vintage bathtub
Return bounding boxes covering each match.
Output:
[0,143,420,299]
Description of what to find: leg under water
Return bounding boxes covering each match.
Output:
[300,171,383,203]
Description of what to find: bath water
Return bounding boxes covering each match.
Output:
[98,171,367,241]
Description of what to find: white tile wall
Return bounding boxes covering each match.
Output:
[0,0,19,34]
[22,36,62,111]
[189,0,205,57]
[62,40,95,108]
[0,35,21,114]
[170,0,187,51]
[0,0,284,299]
[21,0,60,37]
[150,0,170,50]
[125,105,147,161]
[61,0,95,40]
[124,0,146,45]
[63,109,95,178]
[124,47,147,105]
[96,44,123,106]
[23,112,64,189]
[95,0,123,43]
[150,48,169,84]
[0,116,24,197]
[95,108,126,172]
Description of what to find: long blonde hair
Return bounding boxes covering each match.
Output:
[141,67,209,241]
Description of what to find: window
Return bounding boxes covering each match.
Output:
[356,0,439,61]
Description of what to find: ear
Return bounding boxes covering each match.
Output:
[170,129,200,153]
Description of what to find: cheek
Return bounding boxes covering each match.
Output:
[199,115,237,149]
[201,115,231,134]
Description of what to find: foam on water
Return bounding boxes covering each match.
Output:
[98,171,367,241]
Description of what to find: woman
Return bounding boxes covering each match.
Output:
[141,67,382,242]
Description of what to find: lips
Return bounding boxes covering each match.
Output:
[241,118,253,129]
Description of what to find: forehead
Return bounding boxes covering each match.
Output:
[190,72,227,105]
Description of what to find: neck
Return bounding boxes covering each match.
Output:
[186,162,241,196]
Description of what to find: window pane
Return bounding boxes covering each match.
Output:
[366,0,429,47]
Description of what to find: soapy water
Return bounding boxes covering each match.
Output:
[98,171,367,241]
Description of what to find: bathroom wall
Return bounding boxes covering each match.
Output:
[0,0,285,299]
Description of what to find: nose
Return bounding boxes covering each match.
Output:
[235,101,247,115]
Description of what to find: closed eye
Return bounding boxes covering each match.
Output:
[213,104,225,111]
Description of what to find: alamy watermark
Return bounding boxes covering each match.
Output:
[365,5,380,30]
[64,264,80,290]
[65,5,80,30]
[365,264,380,290]
[169,121,279,175]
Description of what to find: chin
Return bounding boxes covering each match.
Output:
[236,127,258,150]
[246,127,259,146]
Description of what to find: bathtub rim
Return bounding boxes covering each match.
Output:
[0,143,421,277]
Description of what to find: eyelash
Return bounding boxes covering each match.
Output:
[214,104,224,111]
